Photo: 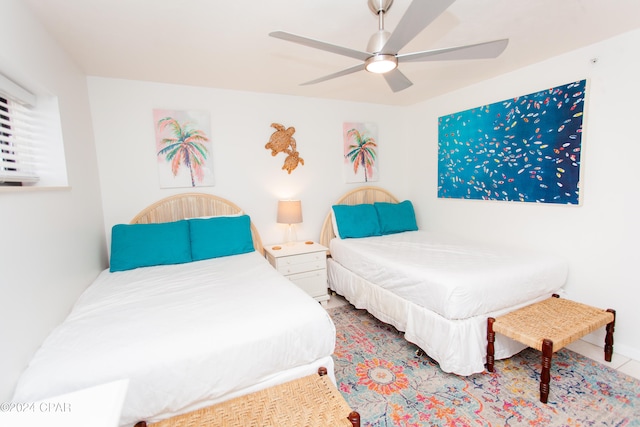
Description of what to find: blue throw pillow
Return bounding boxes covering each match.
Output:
[188,215,255,261]
[374,200,418,235]
[332,204,381,238]
[110,220,192,272]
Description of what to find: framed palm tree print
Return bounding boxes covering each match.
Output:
[153,109,213,188]
[343,122,379,183]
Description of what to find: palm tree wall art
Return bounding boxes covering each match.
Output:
[343,122,379,183]
[153,109,213,188]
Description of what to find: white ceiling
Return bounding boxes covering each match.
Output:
[22,0,640,106]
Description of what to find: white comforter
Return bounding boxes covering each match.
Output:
[330,231,568,320]
[12,252,336,426]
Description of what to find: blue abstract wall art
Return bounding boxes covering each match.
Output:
[438,80,586,204]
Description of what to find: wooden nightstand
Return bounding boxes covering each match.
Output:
[264,241,329,306]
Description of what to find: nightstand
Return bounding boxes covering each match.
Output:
[264,241,330,306]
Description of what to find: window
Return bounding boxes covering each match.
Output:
[0,72,67,187]
[0,94,38,185]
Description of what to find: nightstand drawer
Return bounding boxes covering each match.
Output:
[287,269,327,298]
[277,259,325,275]
[276,251,325,267]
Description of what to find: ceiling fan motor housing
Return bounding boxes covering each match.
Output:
[367,30,391,53]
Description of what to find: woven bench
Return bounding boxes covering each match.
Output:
[135,367,360,427]
[486,294,615,403]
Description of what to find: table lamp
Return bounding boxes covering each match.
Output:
[277,200,302,244]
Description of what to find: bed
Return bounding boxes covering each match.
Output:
[320,186,568,376]
[12,193,337,426]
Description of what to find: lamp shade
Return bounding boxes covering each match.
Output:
[277,200,302,224]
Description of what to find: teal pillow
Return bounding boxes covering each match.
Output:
[374,200,419,235]
[332,204,381,238]
[110,220,192,272]
[189,215,255,261]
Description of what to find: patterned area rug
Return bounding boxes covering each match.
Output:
[328,304,640,427]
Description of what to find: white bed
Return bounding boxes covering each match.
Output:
[13,193,336,427]
[320,186,568,376]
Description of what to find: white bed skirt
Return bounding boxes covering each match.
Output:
[327,258,553,376]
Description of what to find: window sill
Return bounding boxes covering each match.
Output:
[0,185,71,193]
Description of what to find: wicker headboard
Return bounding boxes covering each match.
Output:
[130,193,264,255]
[319,186,399,248]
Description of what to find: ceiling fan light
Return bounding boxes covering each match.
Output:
[365,54,398,74]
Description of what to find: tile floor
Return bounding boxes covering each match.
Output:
[324,293,640,381]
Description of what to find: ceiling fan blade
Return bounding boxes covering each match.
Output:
[383,69,413,92]
[300,63,366,86]
[382,0,455,54]
[398,39,509,62]
[270,31,371,61]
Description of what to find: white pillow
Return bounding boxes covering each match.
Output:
[186,211,244,220]
[330,207,342,239]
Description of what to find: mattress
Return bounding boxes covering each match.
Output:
[12,252,336,426]
[330,231,568,320]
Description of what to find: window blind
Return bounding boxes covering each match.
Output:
[0,92,39,184]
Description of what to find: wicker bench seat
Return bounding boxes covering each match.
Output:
[135,367,360,427]
[486,294,616,403]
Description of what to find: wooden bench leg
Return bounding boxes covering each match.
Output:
[319,367,361,426]
[486,317,496,372]
[348,411,361,427]
[540,339,553,404]
[605,309,616,362]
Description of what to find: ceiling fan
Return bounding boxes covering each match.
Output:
[269,0,508,93]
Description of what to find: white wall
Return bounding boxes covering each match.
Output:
[87,78,411,249]
[407,29,640,360]
[0,1,106,400]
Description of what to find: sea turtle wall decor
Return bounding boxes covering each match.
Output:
[265,123,304,174]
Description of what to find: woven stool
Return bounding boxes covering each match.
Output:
[135,367,360,427]
[486,294,615,403]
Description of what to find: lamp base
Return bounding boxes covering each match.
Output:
[284,224,297,245]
